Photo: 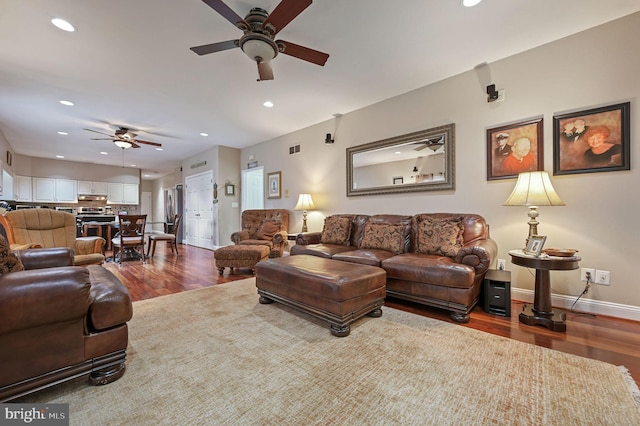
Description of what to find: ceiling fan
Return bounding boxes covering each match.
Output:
[414,136,445,152]
[84,127,162,149]
[190,0,329,81]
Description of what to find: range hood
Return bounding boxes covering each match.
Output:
[77,194,108,202]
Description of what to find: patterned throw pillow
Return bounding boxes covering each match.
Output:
[416,217,464,257]
[256,221,281,240]
[320,216,352,245]
[0,235,24,274]
[359,223,407,254]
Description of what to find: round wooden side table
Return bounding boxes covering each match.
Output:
[509,250,581,332]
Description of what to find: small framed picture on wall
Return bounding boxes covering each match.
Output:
[267,171,281,199]
[553,102,630,176]
[486,116,544,181]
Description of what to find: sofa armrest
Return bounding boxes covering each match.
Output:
[454,238,498,276]
[0,267,92,334]
[230,230,250,244]
[296,232,322,245]
[75,237,105,255]
[273,230,287,245]
[15,248,74,270]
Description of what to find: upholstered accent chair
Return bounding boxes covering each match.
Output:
[111,214,147,265]
[0,209,105,266]
[230,209,290,257]
[146,214,182,257]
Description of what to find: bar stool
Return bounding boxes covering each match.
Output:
[83,222,103,238]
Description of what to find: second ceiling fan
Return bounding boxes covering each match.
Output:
[84,127,162,149]
[190,0,329,81]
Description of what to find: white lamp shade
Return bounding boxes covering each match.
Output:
[294,194,315,211]
[241,39,276,62]
[504,171,565,207]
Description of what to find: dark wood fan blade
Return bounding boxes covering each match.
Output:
[264,0,312,35]
[190,39,239,56]
[277,40,329,66]
[257,61,274,81]
[134,139,162,147]
[84,128,113,137]
[130,141,141,149]
[201,0,247,29]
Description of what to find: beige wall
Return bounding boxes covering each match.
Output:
[240,13,640,313]
[13,154,140,183]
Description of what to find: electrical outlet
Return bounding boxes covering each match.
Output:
[580,268,595,282]
[595,270,611,285]
[497,259,506,271]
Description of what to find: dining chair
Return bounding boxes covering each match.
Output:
[111,214,147,265]
[147,214,182,257]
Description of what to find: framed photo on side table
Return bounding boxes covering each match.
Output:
[524,235,547,256]
[553,102,630,175]
[486,116,544,180]
[267,171,282,199]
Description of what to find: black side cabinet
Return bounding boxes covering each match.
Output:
[483,270,511,317]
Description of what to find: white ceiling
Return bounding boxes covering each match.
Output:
[1,0,639,179]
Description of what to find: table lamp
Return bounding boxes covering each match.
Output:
[294,193,315,233]
[503,171,565,246]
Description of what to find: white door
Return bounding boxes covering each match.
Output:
[185,171,215,249]
[241,166,264,212]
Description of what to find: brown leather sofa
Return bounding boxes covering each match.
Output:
[292,213,497,323]
[230,209,290,257]
[0,209,106,265]
[0,247,133,402]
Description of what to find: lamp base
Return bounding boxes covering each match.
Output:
[301,211,308,233]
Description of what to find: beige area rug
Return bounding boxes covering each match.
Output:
[23,278,640,425]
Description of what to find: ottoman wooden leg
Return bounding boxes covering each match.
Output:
[368,308,383,318]
[330,324,350,337]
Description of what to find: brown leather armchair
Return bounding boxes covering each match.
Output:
[230,209,290,257]
[0,209,105,266]
[0,247,133,402]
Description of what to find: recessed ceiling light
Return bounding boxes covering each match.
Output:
[59,100,74,106]
[100,152,108,155]
[51,18,75,32]
[200,132,209,137]
[263,101,274,108]
[144,174,150,177]
[395,151,401,154]
[462,0,482,7]
[155,148,163,151]
[55,155,65,159]
[57,131,68,135]
[130,164,137,167]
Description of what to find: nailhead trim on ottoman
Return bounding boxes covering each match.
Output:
[214,244,271,275]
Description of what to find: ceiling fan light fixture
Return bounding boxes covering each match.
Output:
[114,140,132,149]
[241,38,277,62]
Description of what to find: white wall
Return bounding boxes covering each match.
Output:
[241,12,640,312]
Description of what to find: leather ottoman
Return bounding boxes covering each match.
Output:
[214,244,271,275]
[255,255,386,337]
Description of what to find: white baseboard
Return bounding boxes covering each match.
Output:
[511,288,640,322]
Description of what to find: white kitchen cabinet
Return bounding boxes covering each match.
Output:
[108,183,124,204]
[123,184,139,204]
[108,183,139,205]
[78,180,109,195]
[14,176,32,202]
[33,178,78,203]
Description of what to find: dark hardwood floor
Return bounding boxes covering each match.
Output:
[103,244,640,384]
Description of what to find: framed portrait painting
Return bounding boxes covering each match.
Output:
[267,171,281,199]
[486,117,544,180]
[553,102,630,175]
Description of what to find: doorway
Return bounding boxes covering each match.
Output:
[241,166,264,211]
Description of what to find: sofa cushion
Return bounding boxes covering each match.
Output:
[320,216,352,245]
[416,217,464,257]
[359,223,406,255]
[256,221,281,240]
